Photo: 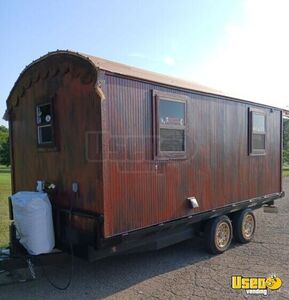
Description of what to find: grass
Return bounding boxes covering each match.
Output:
[283,167,289,177]
[0,165,11,247]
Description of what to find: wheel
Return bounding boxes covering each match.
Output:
[233,209,256,243]
[205,215,233,254]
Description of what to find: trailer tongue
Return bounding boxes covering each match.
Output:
[0,247,69,286]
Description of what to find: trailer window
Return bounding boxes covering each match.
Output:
[153,91,187,159]
[36,103,54,147]
[249,108,266,155]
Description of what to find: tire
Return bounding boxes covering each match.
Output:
[205,215,233,254]
[233,209,256,243]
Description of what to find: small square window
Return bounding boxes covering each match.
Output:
[153,90,187,160]
[36,102,55,147]
[38,125,53,144]
[249,108,266,155]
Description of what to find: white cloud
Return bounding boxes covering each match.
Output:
[185,0,289,109]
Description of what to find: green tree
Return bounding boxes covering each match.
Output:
[284,149,289,165]
[0,125,8,144]
[0,138,10,166]
[283,118,289,166]
[0,125,10,166]
[283,118,289,149]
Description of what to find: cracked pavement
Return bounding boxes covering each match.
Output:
[1,179,289,299]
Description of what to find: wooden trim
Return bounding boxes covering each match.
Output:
[152,90,190,102]
[152,90,188,160]
[101,76,109,237]
[8,118,15,194]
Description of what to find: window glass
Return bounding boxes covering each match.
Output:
[253,113,265,132]
[37,104,52,125]
[38,125,52,144]
[159,100,185,126]
[154,92,187,158]
[160,128,184,151]
[252,134,265,150]
[36,103,54,145]
[249,109,266,154]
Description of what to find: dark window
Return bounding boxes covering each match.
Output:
[36,103,54,146]
[159,100,185,126]
[249,108,266,155]
[160,128,185,151]
[153,91,187,159]
[252,133,265,150]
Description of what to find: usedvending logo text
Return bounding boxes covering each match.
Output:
[231,275,282,296]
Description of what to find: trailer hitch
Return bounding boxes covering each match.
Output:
[0,249,36,286]
[27,258,36,280]
[0,247,69,287]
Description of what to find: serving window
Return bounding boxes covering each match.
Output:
[153,91,187,159]
[249,108,266,155]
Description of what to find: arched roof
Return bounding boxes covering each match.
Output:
[5,50,284,117]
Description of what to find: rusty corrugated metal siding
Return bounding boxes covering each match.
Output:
[102,74,281,237]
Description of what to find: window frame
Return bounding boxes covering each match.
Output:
[153,90,188,160]
[248,107,266,156]
[35,99,56,149]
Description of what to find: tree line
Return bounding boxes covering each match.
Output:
[283,118,289,165]
[0,125,10,166]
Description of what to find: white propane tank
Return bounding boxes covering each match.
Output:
[11,191,55,255]
[36,180,44,192]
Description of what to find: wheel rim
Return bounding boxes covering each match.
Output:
[242,214,255,239]
[215,222,231,249]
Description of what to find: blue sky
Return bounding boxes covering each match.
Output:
[1,0,288,126]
